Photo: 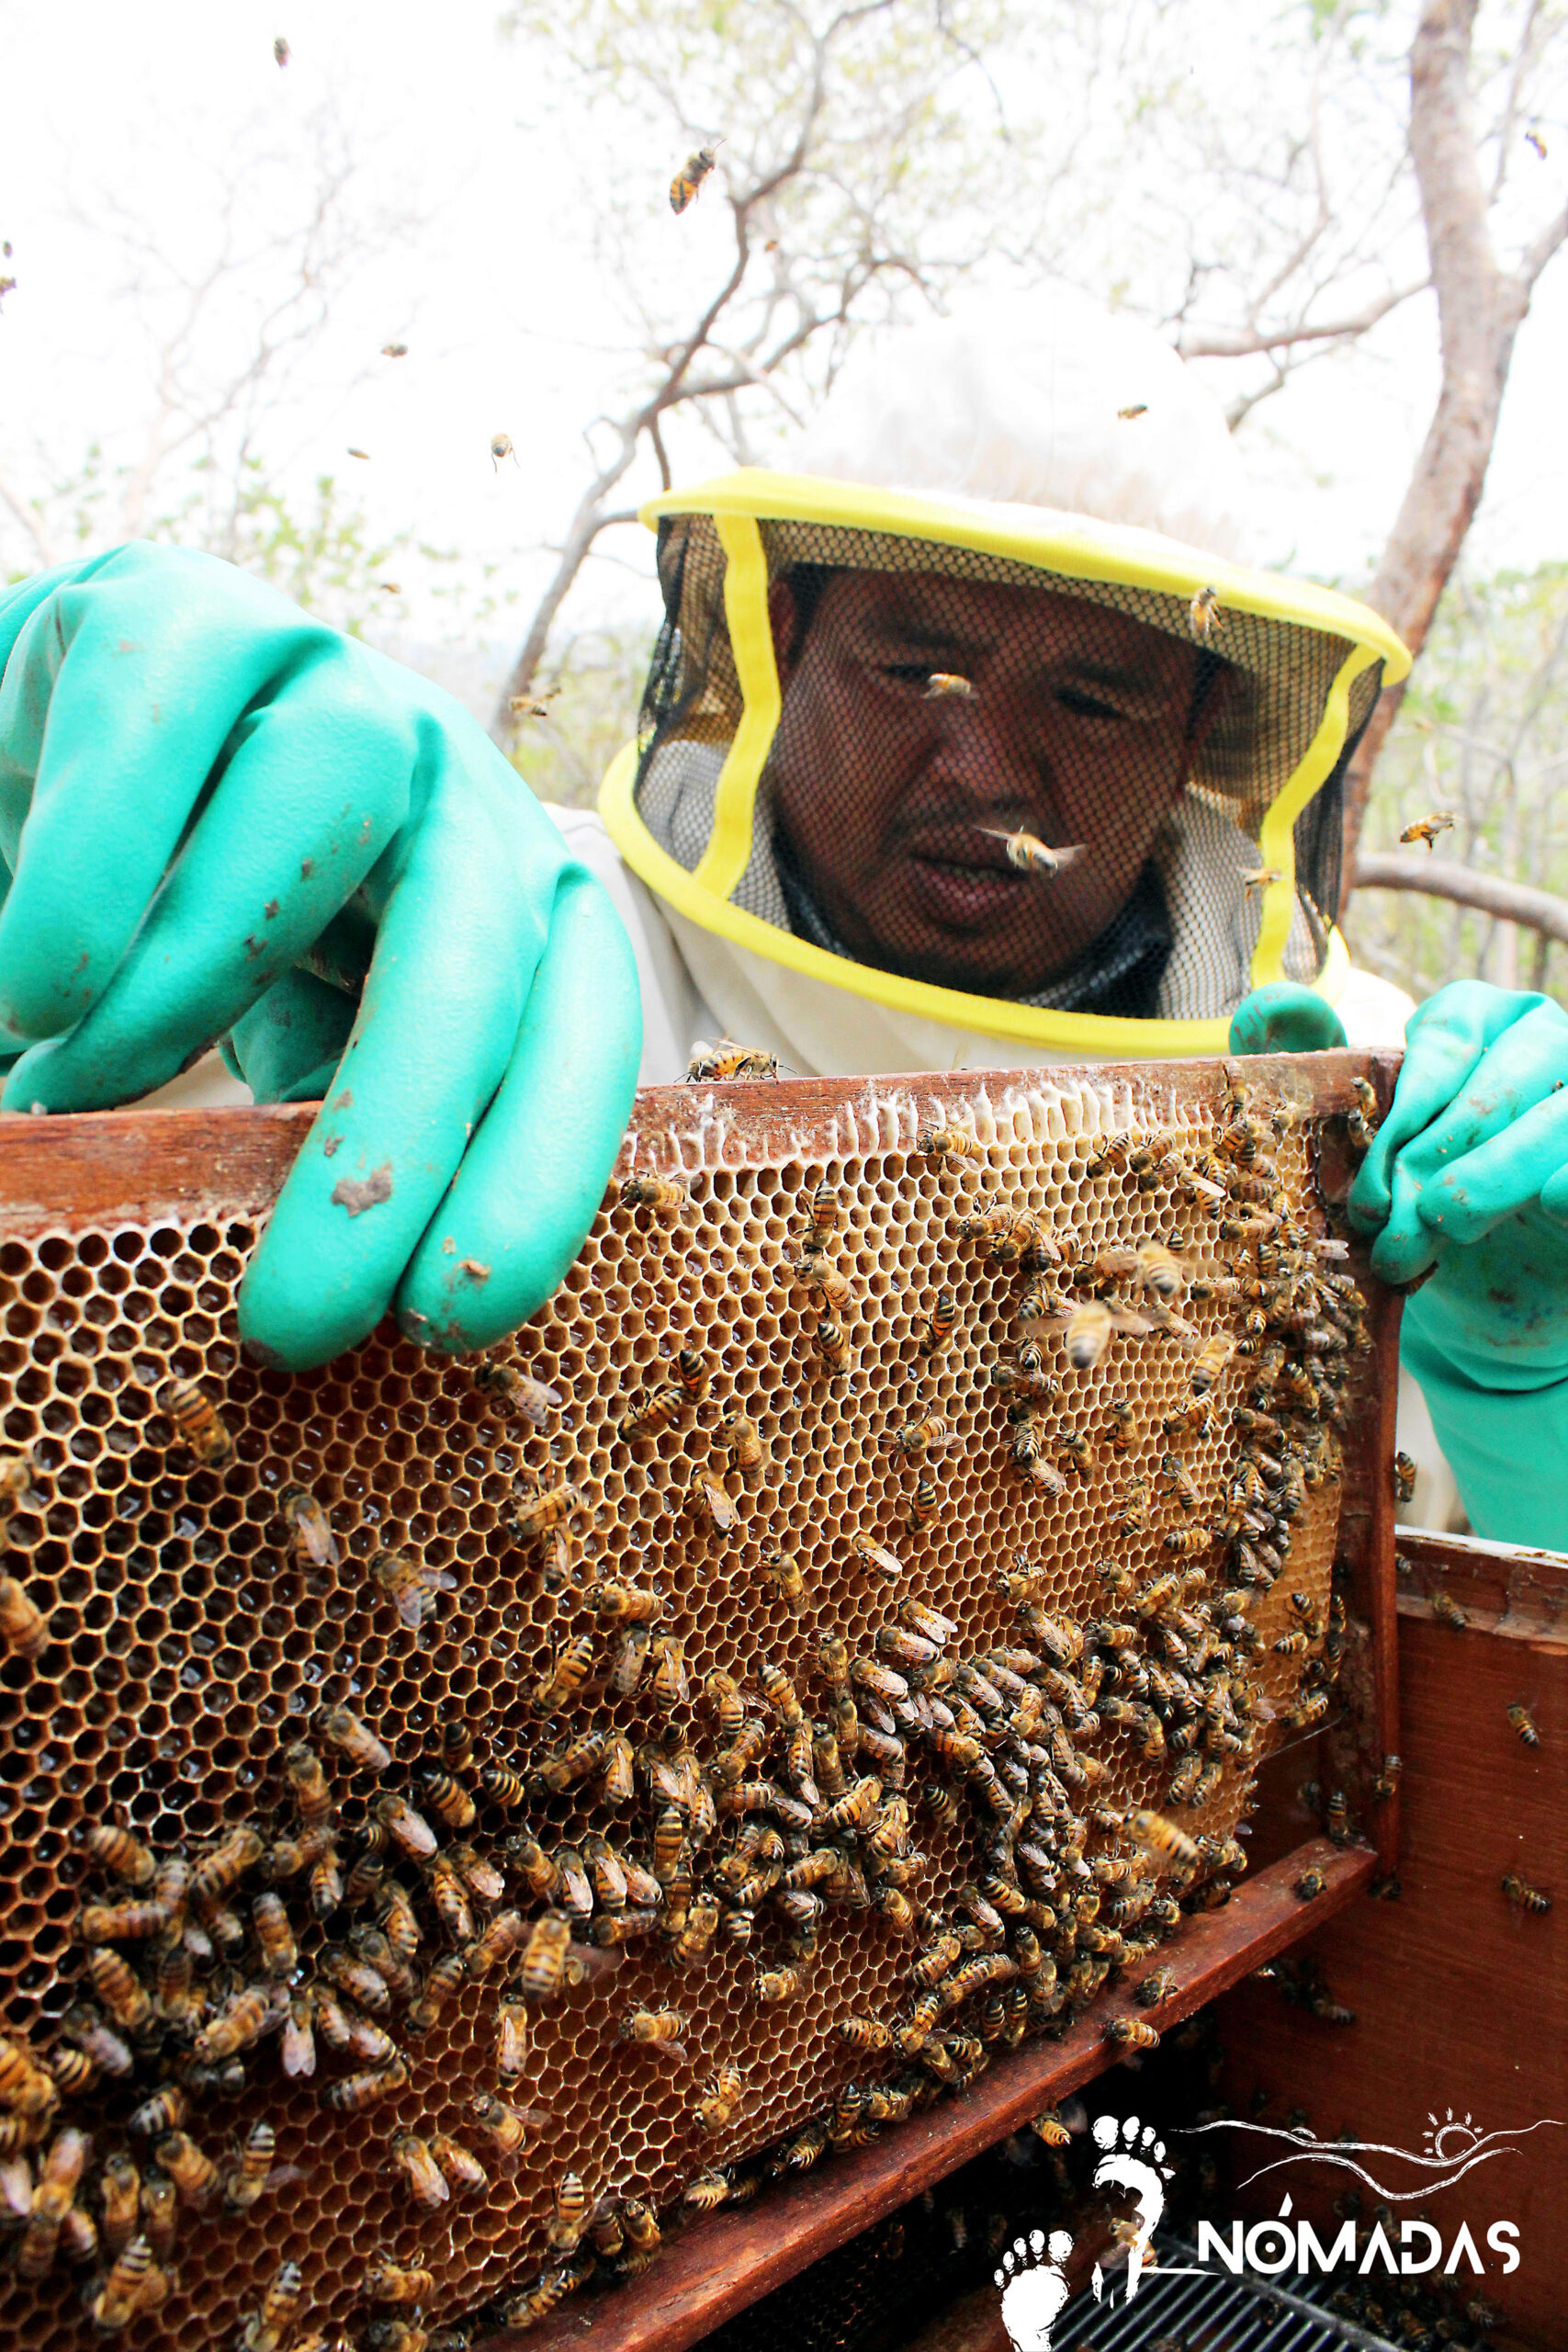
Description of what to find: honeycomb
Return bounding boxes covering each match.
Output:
[0,1057,1372,2351]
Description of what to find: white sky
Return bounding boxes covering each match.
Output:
[3,0,1567,705]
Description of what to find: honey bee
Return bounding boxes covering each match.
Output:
[649,1634,689,1709]
[512,1482,582,1548]
[90,2235,161,2332]
[521,1911,573,1999]
[16,2124,87,2278]
[813,1311,853,1376]
[1125,1807,1200,1871]
[430,2133,488,2198]
[1398,809,1455,851]
[159,1378,234,1467]
[188,1824,264,1909]
[0,1576,48,1659]
[619,1171,691,1221]
[1066,1298,1148,1369]
[594,1579,663,1627]
[536,1629,598,1713]
[1136,1966,1178,2007]
[548,2170,592,2251]
[415,1766,475,1831]
[618,1382,687,1443]
[1432,1592,1466,1631]
[1502,1871,1552,1914]
[686,1037,779,1080]
[1393,1451,1416,1504]
[1107,2017,1161,2048]
[77,1896,166,1948]
[917,1291,958,1361]
[470,2089,546,2159]
[622,2006,686,2045]
[247,1892,296,1981]
[696,2063,746,2130]
[1188,584,1223,642]
[276,1485,339,1571]
[313,1704,390,1774]
[701,1668,747,1740]
[1242,865,1283,896]
[794,1255,853,1309]
[222,2120,277,2214]
[754,1964,803,2005]
[491,431,517,469]
[473,1359,563,1429]
[683,2170,732,2212]
[370,1546,457,1630]
[1189,1333,1235,1395]
[976,827,1086,877]
[364,2258,437,2307]
[371,1792,437,1861]
[390,2132,451,2211]
[903,1474,939,1536]
[1102,1392,1136,1456]
[1507,1702,1540,1748]
[1294,1868,1325,1901]
[687,1473,738,1536]
[918,1123,985,1168]
[759,1540,806,1614]
[849,1532,904,1588]
[155,2129,221,2211]
[670,140,722,214]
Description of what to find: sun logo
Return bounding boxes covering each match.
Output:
[1426,2108,1484,2161]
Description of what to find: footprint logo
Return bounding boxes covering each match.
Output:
[1090,2113,1174,2299]
[995,2227,1075,2352]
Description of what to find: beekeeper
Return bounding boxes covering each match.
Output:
[1,294,1564,1544]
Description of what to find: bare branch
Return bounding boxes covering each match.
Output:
[1353,850,1568,946]
[1178,281,1427,359]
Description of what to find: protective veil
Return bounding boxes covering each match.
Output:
[593,290,1413,1076]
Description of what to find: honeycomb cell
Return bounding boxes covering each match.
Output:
[0,1063,1375,2352]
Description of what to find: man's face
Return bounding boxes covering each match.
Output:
[767,570,1214,997]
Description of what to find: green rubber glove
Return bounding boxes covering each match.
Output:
[1346,980,1568,1546]
[0,545,641,1370]
[1227,983,1347,1057]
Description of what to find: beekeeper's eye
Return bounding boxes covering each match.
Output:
[1056,684,1134,722]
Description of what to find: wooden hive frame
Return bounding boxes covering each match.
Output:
[0,1049,1400,2352]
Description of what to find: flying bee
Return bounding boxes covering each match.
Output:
[1507,1702,1540,1747]
[1243,865,1283,897]
[158,1377,233,1467]
[1502,1872,1551,1914]
[1125,1807,1200,1871]
[917,1291,958,1361]
[1399,808,1456,851]
[976,827,1086,878]
[1393,1450,1417,1506]
[670,139,722,213]
[0,1576,48,1659]
[1066,1298,1149,1370]
[924,671,976,699]
[619,1171,691,1221]
[280,1485,339,1569]
[687,1473,739,1536]
[370,1546,457,1630]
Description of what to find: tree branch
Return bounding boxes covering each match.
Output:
[1178,280,1427,358]
[1352,850,1568,946]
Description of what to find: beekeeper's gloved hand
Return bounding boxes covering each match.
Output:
[0,545,640,1370]
[1342,981,1568,1545]
[1227,983,1347,1057]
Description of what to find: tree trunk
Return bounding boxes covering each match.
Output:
[1337,0,1562,907]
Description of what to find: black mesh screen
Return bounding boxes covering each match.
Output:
[636,516,1377,1023]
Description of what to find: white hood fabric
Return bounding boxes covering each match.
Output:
[796,288,1258,565]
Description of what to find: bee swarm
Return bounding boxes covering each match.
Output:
[0,1061,1377,2348]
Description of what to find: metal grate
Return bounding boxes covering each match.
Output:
[1056,2235,1405,2352]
